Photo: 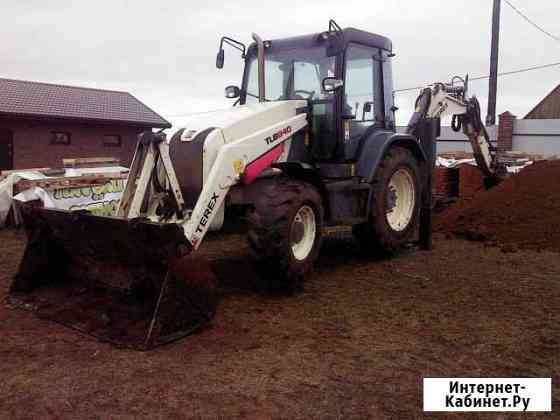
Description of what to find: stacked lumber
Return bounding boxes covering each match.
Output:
[438,151,474,160]
[13,173,128,195]
[63,157,121,168]
[4,157,128,194]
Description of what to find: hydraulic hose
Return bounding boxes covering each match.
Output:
[405,87,432,135]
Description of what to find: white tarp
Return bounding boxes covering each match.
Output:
[0,171,49,227]
[0,167,128,227]
[436,157,476,168]
[506,161,533,174]
[14,179,126,216]
[437,156,535,173]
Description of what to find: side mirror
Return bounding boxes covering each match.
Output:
[322,77,343,93]
[225,85,240,99]
[216,49,224,69]
[362,101,373,121]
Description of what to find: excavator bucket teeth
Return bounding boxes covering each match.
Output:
[9,205,218,350]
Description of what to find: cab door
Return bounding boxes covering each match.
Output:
[292,60,339,162]
[342,43,385,160]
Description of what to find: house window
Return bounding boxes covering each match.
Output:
[103,134,122,147]
[50,131,71,145]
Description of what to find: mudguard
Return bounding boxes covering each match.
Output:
[355,130,427,183]
[231,161,326,205]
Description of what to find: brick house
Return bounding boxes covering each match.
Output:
[493,84,560,156]
[0,78,171,170]
[525,84,560,119]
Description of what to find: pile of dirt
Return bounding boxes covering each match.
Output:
[435,160,560,252]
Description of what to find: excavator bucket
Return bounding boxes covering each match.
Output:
[9,204,218,350]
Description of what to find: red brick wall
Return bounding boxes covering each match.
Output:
[0,118,147,169]
[497,111,516,153]
[432,165,486,202]
[433,167,459,201]
[458,164,485,199]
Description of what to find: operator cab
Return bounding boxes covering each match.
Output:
[217,21,397,164]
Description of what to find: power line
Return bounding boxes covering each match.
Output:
[166,107,229,118]
[393,60,560,93]
[504,0,560,43]
[165,60,560,116]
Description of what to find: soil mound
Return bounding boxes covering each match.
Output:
[435,160,560,252]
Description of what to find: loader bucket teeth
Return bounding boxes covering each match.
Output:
[9,204,218,350]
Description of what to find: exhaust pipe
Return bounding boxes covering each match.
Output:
[252,32,265,102]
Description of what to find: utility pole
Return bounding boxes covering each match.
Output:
[486,0,501,126]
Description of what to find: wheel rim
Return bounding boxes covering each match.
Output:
[290,205,316,261]
[385,168,416,232]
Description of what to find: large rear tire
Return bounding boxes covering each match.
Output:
[247,176,323,292]
[353,146,420,253]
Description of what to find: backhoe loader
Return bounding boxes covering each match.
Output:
[9,20,498,349]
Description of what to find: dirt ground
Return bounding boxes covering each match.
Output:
[436,160,560,253]
[1,227,559,419]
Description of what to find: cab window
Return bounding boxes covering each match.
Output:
[244,49,335,103]
[344,44,381,122]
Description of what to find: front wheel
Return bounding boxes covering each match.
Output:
[247,177,323,292]
[353,146,421,253]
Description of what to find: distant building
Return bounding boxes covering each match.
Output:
[525,84,560,119]
[0,78,170,171]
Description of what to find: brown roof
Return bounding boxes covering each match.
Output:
[0,77,171,128]
[525,83,560,119]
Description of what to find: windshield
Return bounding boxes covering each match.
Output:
[244,46,335,103]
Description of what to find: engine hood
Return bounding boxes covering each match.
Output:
[172,100,307,144]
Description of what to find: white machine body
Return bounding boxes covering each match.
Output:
[118,81,497,254]
[118,100,308,250]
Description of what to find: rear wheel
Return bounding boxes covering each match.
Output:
[248,176,323,292]
[353,146,420,253]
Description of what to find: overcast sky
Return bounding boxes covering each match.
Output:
[3,0,560,128]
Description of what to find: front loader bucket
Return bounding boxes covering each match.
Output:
[9,204,217,350]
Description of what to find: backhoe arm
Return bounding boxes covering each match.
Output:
[407,79,498,176]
